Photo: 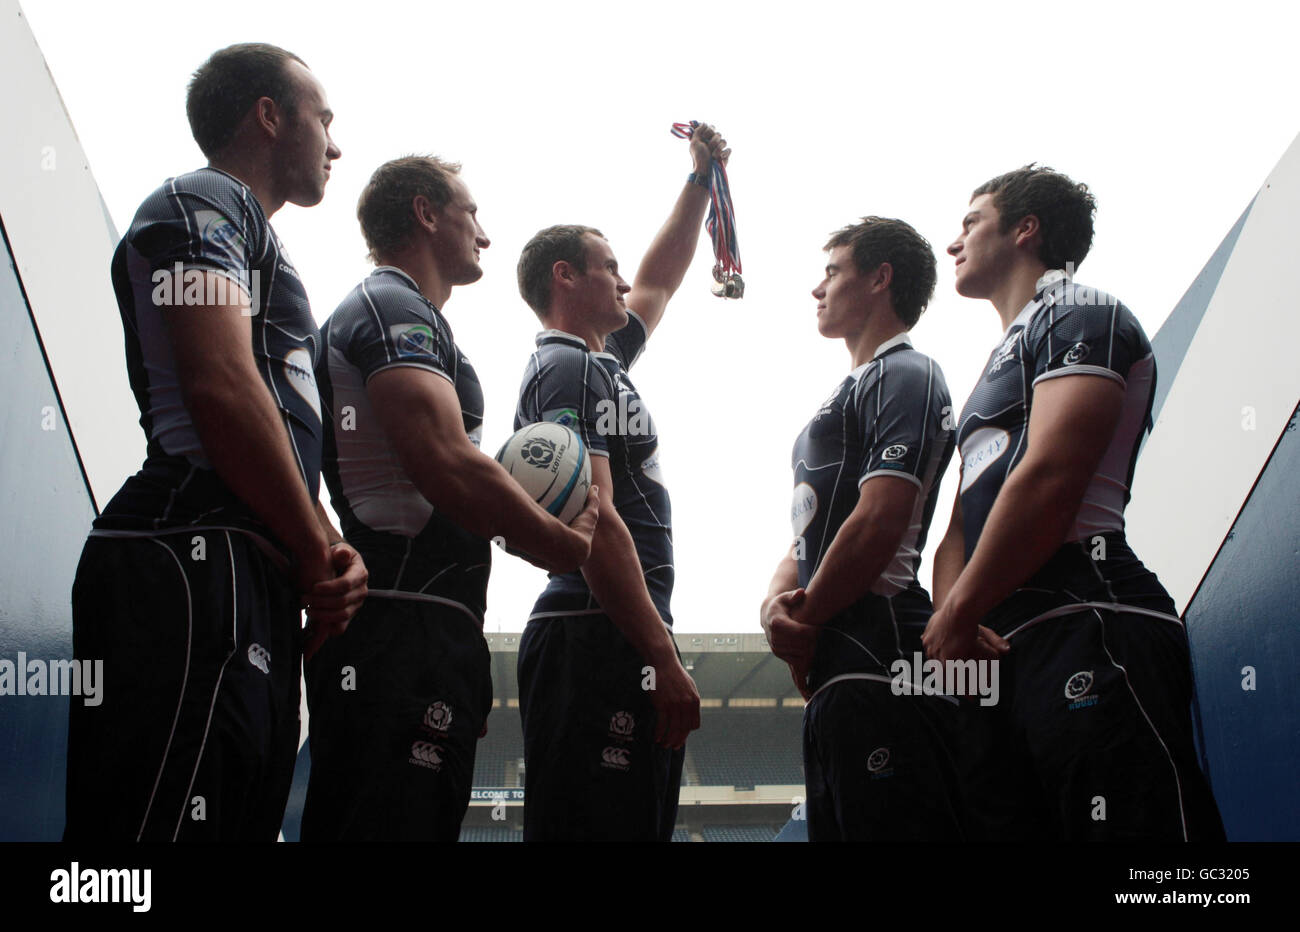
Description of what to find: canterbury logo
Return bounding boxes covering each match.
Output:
[410,741,443,765]
[601,747,631,768]
[247,644,270,674]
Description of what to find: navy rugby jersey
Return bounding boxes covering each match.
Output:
[317,267,490,622]
[516,311,674,623]
[955,271,1171,627]
[792,335,953,672]
[96,167,322,546]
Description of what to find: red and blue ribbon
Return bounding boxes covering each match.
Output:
[672,121,741,277]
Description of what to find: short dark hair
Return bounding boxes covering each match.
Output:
[517,224,605,317]
[824,216,937,329]
[972,165,1096,270]
[186,43,307,158]
[356,156,461,264]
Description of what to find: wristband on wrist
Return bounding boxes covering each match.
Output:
[687,171,710,188]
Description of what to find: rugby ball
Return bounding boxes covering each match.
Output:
[495,422,591,525]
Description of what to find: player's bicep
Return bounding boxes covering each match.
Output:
[1022,375,1124,488]
[366,365,478,479]
[159,271,257,392]
[852,473,918,543]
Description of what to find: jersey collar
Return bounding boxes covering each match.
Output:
[1005,269,1071,333]
[536,329,589,350]
[372,265,423,294]
[848,332,913,379]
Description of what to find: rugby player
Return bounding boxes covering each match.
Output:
[923,165,1226,841]
[64,44,367,841]
[511,125,731,840]
[761,217,974,841]
[300,157,599,841]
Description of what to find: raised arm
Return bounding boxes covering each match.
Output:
[625,123,731,336]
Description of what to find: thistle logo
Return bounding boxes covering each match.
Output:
[409,740,444,771]
[424,701,453,734]
[521,437,557,468]
[1065,671,1100,710]
[601,747,631,771]
[987,332,1020,374]
[609,710,635,737]
[1063,342,1090,365]
[881,444,907,462]
[246,643,270,675]
[866,747,893,777]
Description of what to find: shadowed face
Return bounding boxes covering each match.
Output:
[273,61,341,208]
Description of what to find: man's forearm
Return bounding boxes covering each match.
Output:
[765,550,799,602]
[581,509,677,668]
[633,182,711,297]
[412,447,577,565]
[799,509,906,627]
[188,380,328,565]
[931,526,965,611]
[944,460,1084,623]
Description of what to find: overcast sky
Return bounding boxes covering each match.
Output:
[22,0,1299,633]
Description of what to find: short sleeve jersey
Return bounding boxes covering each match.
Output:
[956,271,1157,563]
[791,335,954,604]
[96,167,322,545]
[515,311,673,622]
[316,267,489,622]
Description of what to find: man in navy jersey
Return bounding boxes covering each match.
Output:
[761,217,973,841]
[65,44,368,841]
[511,125,731,841]
[923,165,1225,841]
[301,156,599,841]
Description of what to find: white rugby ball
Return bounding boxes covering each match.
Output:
[495,421,591,525]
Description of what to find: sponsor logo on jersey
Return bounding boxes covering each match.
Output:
[959,427,1011,493]
[390,323,438,358]
[198,211,244,255]
[866,747,893,777]
[601,746,631,771]
[1063,342,1090,365]
[1065,670,1100,710]
[790,482,817,537]
[881,444,908,462]
[521,436,557,468]
[247,643,270,674]
[542,407,579,429]
[424,701,453,734]
[409,740,444,770]
[283,346,322,421]
[609,711,636,737]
